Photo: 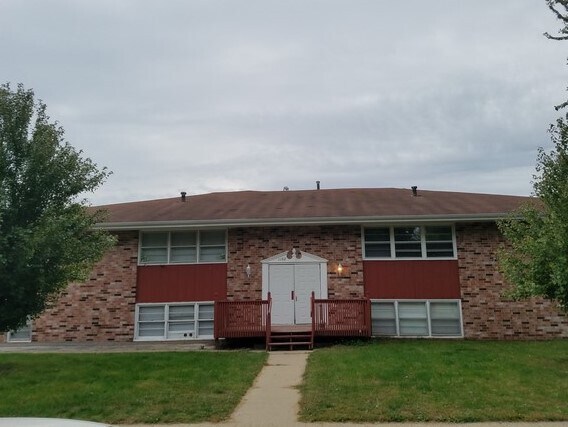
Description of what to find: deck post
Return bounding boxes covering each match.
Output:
[310,291,316,348]
[265,292,272,351]
[364,298,372,337]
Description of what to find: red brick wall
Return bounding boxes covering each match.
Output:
[31,231,138,342]
[227,226,364,300]
[457,222,568,339]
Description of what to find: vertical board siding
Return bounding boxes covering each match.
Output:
[136,264,227,303]
[363,260,460,299]
[214,299,271,339]
[312,298,371,336]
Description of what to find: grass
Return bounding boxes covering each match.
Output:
[0,351,267,424]
[300,340,568,423]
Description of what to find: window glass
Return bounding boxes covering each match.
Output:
[430,302,461,336]
[394,227,422,258]
[371,302,397,335]
[8,321,32,342]
[140,232,168,264]
[430,302,460,319]
[365,228,390,241]
[430,319,461,336]
[201,230,226,246]
[141,232,168,247]
[365,225,455,259]
[170,247,197,263]
[399,318,429,336]
[139,306,164,322]
[168,322,194,334]
[136,303,214,340]
[198,320,214,336]
[171,231,196,246]
[169,305,195,321]
[398,302,427,318]
[364,228,391,258]
[200,246,226,262]
[139,230,227,264]
[370,300,462,337]
[138,306,165,338]
[198,304,214,320]
[138,323,165,337]
[425,226,454,258]
[140,248,168,263]
[425,226,452,241]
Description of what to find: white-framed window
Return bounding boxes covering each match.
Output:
[363,225,456,259]
[139,230,226,265]
[135,302,214,341]
[371,299,463,337]
[7,320,32,343]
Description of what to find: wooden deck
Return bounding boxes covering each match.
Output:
[214,293,371,349]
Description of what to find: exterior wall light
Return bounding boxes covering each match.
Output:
[337,263,343,275]
[245,264,252,278]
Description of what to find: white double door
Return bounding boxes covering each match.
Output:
[268,263,321,325]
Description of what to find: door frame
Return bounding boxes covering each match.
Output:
[261,248,328,301]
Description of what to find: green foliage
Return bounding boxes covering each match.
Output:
[498,115,568,309]
[0,83,115,332]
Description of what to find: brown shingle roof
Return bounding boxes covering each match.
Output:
[94,188,534,229]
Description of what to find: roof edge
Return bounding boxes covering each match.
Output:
[94,213,509,230]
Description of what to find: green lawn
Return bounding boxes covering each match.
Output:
[0,351,267,424]
[300,340,568,423]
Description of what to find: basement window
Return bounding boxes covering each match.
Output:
[363,225,456,259]
[139,230,226,264]
[6,320,32,343]
[135,302,214,341]
[371,300,463,337]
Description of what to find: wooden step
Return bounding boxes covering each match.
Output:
[268,341,313,350]
[270,334,312,339]
[269,343,312,350]
[266,325,314,351]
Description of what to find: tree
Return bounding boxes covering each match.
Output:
[498,115,568,309]
[544,1,568,109]
[0,83,115,333]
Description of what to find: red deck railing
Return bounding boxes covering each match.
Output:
[214,292,370,344]
[214,293,271,340]
[311,292,371,337]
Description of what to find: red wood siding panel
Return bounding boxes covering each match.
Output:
[137,264,227,303]
[363,260,460,299]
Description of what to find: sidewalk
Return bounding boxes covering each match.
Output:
[0,341,215,353]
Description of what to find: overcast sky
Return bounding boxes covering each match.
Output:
[1,0,566,205]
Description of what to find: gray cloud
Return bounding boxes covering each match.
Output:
[0,0,565,204]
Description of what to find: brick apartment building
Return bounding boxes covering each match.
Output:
[3,187,568,343]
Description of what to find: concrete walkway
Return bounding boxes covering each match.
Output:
[228,351,308,426]
[0,341,216,353]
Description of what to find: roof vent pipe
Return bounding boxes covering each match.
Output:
[316,180,320,190]
[411,186,418,197]
[181,191,187,202]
